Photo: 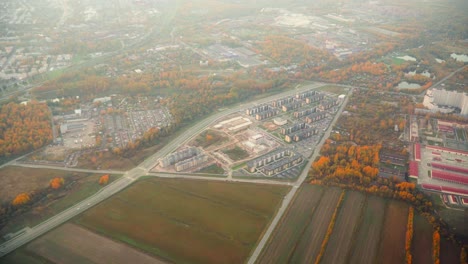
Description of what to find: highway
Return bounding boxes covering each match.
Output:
[0,82,326,257]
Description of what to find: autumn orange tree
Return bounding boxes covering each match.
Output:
[99,174,110,185]
[12,193,31,206]
[405,207,414,264]
[0,102,53,160]
[433,229,440,264]
[49,177,65,189]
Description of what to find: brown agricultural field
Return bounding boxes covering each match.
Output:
[377,201,409,264]
[257,184,324,264]
[321,191,366,264]
[349,195,386,264]
[289,187,343,263]
[74,178,289,264]
[1,223,164,264]
[412,213,433,264]
[440,238,461,264]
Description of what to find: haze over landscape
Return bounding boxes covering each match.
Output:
[0,0,467,263]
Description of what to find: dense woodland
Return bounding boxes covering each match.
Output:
[0,102,52,161]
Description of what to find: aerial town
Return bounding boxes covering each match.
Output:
[0,0,467,264]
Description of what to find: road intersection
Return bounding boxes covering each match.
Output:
[0,82,349,259]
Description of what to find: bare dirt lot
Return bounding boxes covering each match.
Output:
[290,187,343,263]
[23,223,164,264]
[321,191,366,264]
[349,196,386,264]
[377,201,409,264]
[257,184,324,264]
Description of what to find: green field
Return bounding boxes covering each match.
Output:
[223,146,250,161]
[317,85,348,95]
[74,178,290,264]
[196,164,225,174]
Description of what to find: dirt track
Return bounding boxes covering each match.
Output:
[27,223,165,264]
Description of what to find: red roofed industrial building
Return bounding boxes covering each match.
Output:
[462,197,468,206]
[432,163,468,174]
[449,195,458,205]
[414,143,421,161]
[426,145,468,157]
[431,170,468,185]
[421,184,468,196]
[409,161,419,178]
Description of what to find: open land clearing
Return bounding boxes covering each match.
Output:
[1,223,163,264]
[412,213,433,264]
[349,195,387,264]
[321,191,366,264]
[377,201,409,264]
[290,187,343,263]
[74,177,290,264]
[0,167,121,238]
[257,184,324,264]
[0,166,97,203]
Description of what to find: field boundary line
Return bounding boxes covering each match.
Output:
[314,190,346,264]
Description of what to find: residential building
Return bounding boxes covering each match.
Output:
[160,147,200,167]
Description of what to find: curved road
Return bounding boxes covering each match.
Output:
[0,82,328,257]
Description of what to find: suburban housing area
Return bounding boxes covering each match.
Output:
[0,0,467,263]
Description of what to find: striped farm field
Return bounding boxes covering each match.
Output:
[349,195,387,264]
[289,187,343,263]
[257,184,324,264]
[321,191,366,264]
[376,201,409,264]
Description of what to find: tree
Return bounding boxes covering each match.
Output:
[99,174,109,185]
[12,193,30,206]
[50,177,64,189]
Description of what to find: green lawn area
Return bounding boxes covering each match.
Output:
[196,164,225,174]
[74,178,290,264]
[222,146,249,161]
[391,57,406,65]
[317,85,348,95]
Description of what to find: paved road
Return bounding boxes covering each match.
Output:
[10,163,124,175]
[247,88,352,264]
[0,82,326,257]
[420,65,467,96]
